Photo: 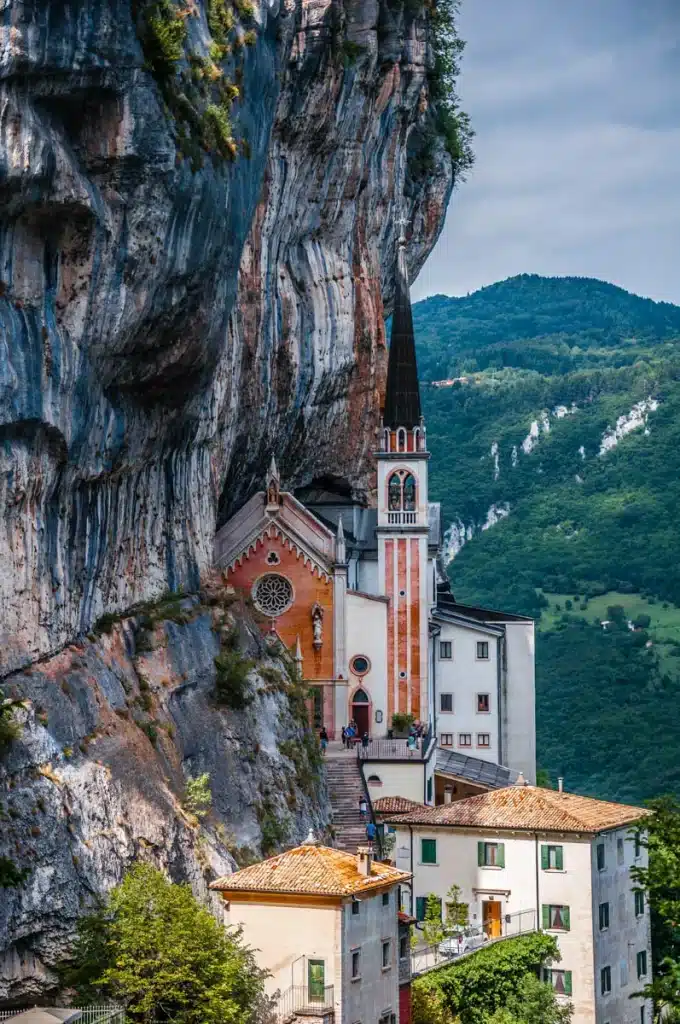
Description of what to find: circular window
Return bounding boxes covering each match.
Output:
[252,573,294,617]
[351,655,371,676]
[399,671,407,679]
[399,589,406,597]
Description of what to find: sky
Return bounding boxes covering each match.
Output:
[412,0,680,305]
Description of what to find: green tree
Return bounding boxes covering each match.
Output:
[184,773,212,819]
[423,892,446,945]
[445,884,470,932]
[0,689,27,755]
[67,863,269,1023]
[632,797,680,1012]
[0,857,29,888]
[486,973,573,1023]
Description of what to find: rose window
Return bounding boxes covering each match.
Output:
[252,573,294,617]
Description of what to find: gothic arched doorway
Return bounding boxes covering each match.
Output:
[351,688,371,739]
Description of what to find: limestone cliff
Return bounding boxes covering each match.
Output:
[0,584,329,1002]
[0,0,452,672]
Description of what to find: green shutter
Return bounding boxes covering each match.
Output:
[421,838,437,864]
[556,845,564,870]
[563,906,570,931]
[564,971,572,996]
[416,897,426,921]
[541,845,549,870]
[542,904,550,930]
[497,843,505,868]
[478,841,485,866]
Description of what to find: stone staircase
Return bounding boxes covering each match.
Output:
[324,743,370,853]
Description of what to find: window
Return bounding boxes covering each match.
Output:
[635,890,645,916]
[476,641,489,660]
[308,960,325,1001]
[542,905,570,931]
[599,902,610,930]
[477,693,490,713]
[641,1007,646,1024]
[382,892,390,907]
[440,692,453,712]
[352,900,360,916]
[459,733,472,747]
[617,837,624,865]
[601,966,612,995]
[637,951,648,979]
[477,733,490,747]
[387,471,416,511]
[541,844,564,871]
[427,777,433,803]
[635,834,642,859]
[597,843,606,871]
[543,969,572,996]
[351,949,361,980]
[399,934,409,960]
[382,939,391,969]
[439,641,453,660]
[421,838,437,864]
[403,474,416,511]
[351,655,370,675]
[440,733,453,746]
[251,572,294,617]
[388,473,402,511]
[478,841,505,867]
[415,897,427,922]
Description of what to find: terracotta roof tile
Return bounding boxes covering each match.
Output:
[373,796,424,815]
[210,844,411,897]
[383,786,649,834]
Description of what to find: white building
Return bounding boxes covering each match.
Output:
[210,841,412,1024]
[385,784,653,1024]
[214,236,536,800]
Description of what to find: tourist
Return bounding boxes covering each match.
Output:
[345,724,355,747]
[319,727,328,753]
[361,731,369,750]
[359,795,368,819]
[365,819,376,845]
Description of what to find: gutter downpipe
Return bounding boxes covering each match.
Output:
[497,633,504,766]
[535,832,540,933]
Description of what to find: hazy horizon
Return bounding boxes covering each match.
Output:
[413,0,680,306]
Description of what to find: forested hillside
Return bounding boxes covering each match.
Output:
[416,275,680,803]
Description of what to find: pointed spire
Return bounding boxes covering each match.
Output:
[294,635,303,678]
[336,516,346,563]
[383,232,422,430]
[265,455,280,511]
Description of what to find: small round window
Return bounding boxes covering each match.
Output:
[351,655,370,676]
[252,573,294,617]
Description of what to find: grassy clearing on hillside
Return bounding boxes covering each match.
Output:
[539,591,680,640]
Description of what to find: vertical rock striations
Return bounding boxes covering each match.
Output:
[0,0,453,669]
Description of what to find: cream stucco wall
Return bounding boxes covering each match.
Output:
[391,824,654,1024]
[502,622,536,781]
[365,759,430,804]
[434,621,501,763]
[346,591,388,737]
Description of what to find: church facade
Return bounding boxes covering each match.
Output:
[214,239,536,793]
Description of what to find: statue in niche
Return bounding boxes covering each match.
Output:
[311,604,324,648]
[266,455,280,510]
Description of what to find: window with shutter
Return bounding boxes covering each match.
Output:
[421,838,437,864]
[542,844,564,870]
[480,842,504,867]
[597,843,606,870]
[635,891,645,916]
[637,951,647,978]
[601,966,612,995]
[544,905,570,931]
[599,902,610,930]
[416,897,426,921]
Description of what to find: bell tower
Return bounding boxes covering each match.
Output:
[376,230,431,728]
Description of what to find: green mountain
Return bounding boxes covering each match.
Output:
[416,274,680,804]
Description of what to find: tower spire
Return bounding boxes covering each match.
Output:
[383,231,422,430]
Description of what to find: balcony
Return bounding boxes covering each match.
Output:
[386,511,418,526]
[358,726,434,762]
[275,985,334,1024]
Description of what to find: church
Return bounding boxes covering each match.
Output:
[214,236,536,803]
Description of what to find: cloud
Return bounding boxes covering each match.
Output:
[413,0,680,304]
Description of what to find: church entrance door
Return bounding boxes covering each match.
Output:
[351,688,371,738]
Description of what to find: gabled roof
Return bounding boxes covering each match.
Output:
[383,241,422,429]
[435,749,520,789]
[210,844,411,897]
[7,1012,83,1023]
[436,588,533,624]
[383,785,649,835]
[373,796,424,815]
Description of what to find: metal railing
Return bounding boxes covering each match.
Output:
[274,985,334,1023]
[358,725,433,762]
[0,1008,124,1022]
[411,908,537,977]
[387,511,418,526]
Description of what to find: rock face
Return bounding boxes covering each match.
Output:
[0,589,329,1002]
[0,0,452,672]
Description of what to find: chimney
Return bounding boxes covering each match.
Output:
[356,845,373,876]
[444,786,453,804]
[558,777,564,794]
[515,771,526,787]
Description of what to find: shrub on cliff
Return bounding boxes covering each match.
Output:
[0,688,26,755]
[412,932,562,1024]
[66,863,269,1023]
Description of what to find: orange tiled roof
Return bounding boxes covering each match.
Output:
[210,844,411,897]
[382,785,649,834]
[373,796,424,815]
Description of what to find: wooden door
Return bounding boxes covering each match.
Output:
[482,900,502,938]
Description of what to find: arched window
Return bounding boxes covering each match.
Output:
[403,474,416,511]
[387,471,417,511]
[388,474,402,511]
[352,688,369,703]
